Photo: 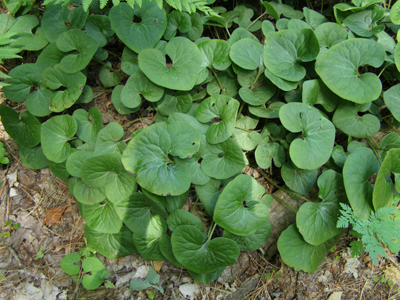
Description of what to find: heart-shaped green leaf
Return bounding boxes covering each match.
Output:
[82,257,111,290]
[82,200,123,234]
[56,29,98,74]
[343,9,384,37]
[171,225,240,274]
[303,7,328,28]
[156,90,192,116]
[94,123,126,156]
[73,179,107,205]
[390,0,400,25]
[164,10,191,40]
[111,85,140,114]
[214,174,269,236]
[198,39,231,72]
[264,67,298,91]
[194,178,224,218]
[185,12,203,41]
[122,121,200,196]
[132,214,166,261]
[84,225,137,259]
[302,79,341,112]
[41,5,88,43]
[109,2,167,53]
[373,149,400,210]
[121,70,164,108]
[332,101,380,138]
[121,47,139,75]
[187,268,225,285]
[278,224,340,273]
[113,192,167,234]
[201,138,248,180]
[60,253,81,275]
[315,39,385,103]
[343,147,380,220]
[264,28,319,81]
[80,152,137,203]
[239,80,277,106]
[314,22,348,48]
[255,142,285,169]
[72,108,102,144]
[139,37,203,91]
[0,105,41,148]
[41,65,86,112]
[281,161,318,195]
[297,170,346,245]
[279,103,335,170]
[18,145,49,170]
[99,62,121,88]
[383,83,400,122]
[85,15,114,48]
[66,150,95,178]
[196,95,239,144]
[41,115,77,163]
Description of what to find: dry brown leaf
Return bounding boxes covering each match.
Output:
[44,205,69,226]
[151,261,164,272]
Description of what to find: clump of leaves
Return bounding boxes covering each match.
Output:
[0,142,9,165]
[130,266,164,296]
[337,203,400,265]
[0,220,20,238]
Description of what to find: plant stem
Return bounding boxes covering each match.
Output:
[102,107,115,116]
[92,58,119,72]
[190,198,199,213]
[383,119,400,133]
[366,137,382,165]
[378,62,390,78]
[257,168,312,202]
[270,194,297,213]
[207,222,217,241]
[237,101,245,120]
[250,68,263,90]
[123,116,153,128]
[211,67,224,91]
[320,0,324,14]
[2,13,11,35]
[246,11,267,30]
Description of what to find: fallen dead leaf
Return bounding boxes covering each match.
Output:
[151,261,164,272]
[44,205,69,226]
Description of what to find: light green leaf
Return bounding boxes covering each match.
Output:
[41,115,77,163]
[281,162,318,195]
[121,47,139,75]
[315,39,385,104]
[111,85,140,114]
[303,7,328,28]
[230,38,262,70]
[73,179,107,205]
[72,108,102,144]
[99,62,121,87]
[343,147,380,220]
[82,200,123,234]
[264,28,319,81]
[85,15,114,48]
[214,174,269,236]
[297,170,346,245]
[373,149,400,210]
[82,257,110,290]
[279,103,335,170]
[314,22,348,48]
[201,138,248,180]
[156,90,192,116]
[56,29,98,73]
[139,37,203,91]
[278,224,339,273]
[18,145,49,170]
[60,253,81,275]
[0,105,41,148]
[171,225,240,274]
[383,83,400,122]
[332,101,380,138]
[84,225,137,259]
[302,79,340,112]
[122,121,200,196]
[164,10,191,40]
[223,222,271,251]
[109,2,167,53]
[390,0,400,25]
[343,9,384,37]
[196,95,239,144]
[255,142,285,169]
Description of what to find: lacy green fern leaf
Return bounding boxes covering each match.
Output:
[82,0,94,11]
[0,46,23,61]
[165,0,183,11]
[0,32,19,46]
[337,203,400,265]
[126,0,136,9]
[100,0,108,9]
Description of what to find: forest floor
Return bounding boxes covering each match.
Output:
[1,90,400,300]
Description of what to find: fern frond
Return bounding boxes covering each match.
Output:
[0,32,19,46]
[112,0,120,6]
[154,0,163,9]
[0,46,23,60]
[165,0,183,11]
[127,0,136,9]
[100,0,108,9]
[83,0,94,11]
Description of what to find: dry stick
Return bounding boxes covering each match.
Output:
[359,280,367,300]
